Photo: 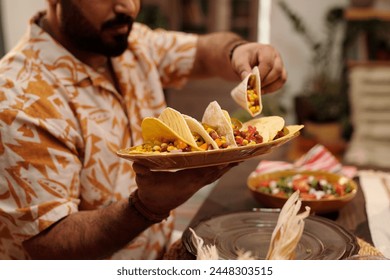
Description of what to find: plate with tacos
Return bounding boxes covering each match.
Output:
[117,101,303,170]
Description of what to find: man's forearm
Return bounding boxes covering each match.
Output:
[191,32,246,81]
[23,199,154,259]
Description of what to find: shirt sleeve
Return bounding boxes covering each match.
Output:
[0,82,82,243]
[130,23,198,88]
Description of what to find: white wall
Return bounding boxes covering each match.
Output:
[270,0,349,117]
[1,0,45,51]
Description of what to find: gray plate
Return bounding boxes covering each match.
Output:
[183,211,359,260]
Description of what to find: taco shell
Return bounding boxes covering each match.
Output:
[158,107,201,150]
[202,101,237,147]
[231,66,262,117]
[241,116,285,142]
[141,117,189,144]
[283,125,304,137]
[183,115,220,150]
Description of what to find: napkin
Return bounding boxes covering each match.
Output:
[358,170,390,258]
[265,191,310,260]
[189,228,219,260]
[252,144,357,178]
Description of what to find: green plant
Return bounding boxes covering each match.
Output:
[278,0,348,123]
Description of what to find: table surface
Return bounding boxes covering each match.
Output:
[169,144,377,259]
[188,176,372,244]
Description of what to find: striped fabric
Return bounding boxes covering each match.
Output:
[253,144,357,178]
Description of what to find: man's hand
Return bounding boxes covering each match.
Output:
[230,43,287,94]
[133,162,238,215]
[193,33,286,94]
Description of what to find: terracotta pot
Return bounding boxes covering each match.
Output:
[297,121,347,159]
[304,121,343,144]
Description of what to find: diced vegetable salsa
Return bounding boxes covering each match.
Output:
[254,174,354,200]
[134,139,193,153]
[233,125,264,146]
[202,124,229,149]
[247,75,260,114]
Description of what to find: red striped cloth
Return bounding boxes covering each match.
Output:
[253,144,357,178]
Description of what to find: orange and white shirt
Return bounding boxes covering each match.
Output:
[0,13,197,259]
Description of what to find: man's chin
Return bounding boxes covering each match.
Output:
[107,47,128,57]
[97,35,129,57]
[106,42,129,57]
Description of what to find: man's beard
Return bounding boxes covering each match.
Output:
[60,0,133,57]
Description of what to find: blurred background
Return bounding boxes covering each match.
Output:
[1,0,390,168]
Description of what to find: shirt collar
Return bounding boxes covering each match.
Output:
[29,12,119,96]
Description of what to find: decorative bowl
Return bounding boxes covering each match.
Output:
[247,170,358,214]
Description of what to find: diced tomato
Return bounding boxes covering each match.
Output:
[274,191,287,198]
[235,136,244,146]
[322,194,336,199]
[335,183,345,196]
[300,193,316,200]
[256,173,351,201]
[257,180,271,188]
[292,178,310,193]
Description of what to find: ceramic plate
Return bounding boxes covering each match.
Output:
[182,211,359,260]
[117,125,302,170]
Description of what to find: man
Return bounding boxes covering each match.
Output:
[0,0,286,259]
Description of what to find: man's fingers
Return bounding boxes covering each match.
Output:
[132,163,151,175]
[261,68,287,94]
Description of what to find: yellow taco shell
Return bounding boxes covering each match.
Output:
[158,107,200,150]
[142,117,183,142]
[141,117,201,151]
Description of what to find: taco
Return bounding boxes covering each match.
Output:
[159,107,225,150]
[241,116,286,142]
[231,66,262,117]
[183,115,220,150]
[202,101,267,147]
[232,120,265,146]
[202,101,237,148]
[133,117,199,153]
[158,107,201,149]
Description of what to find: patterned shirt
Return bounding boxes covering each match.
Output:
[0,12,197,259]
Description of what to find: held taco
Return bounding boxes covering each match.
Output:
[231,66,262,117]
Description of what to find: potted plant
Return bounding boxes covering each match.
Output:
[278,1,349,155]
